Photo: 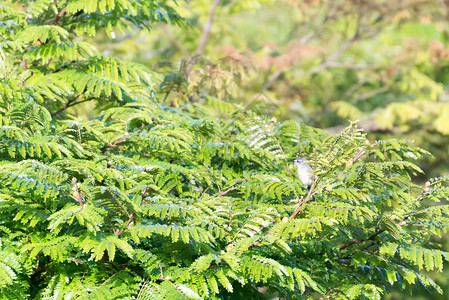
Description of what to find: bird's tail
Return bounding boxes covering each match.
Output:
[306,186,315,202]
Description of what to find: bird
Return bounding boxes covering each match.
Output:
[293,157,314,188]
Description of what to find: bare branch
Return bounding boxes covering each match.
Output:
[20,60,27,71]
[115,213,134,237]
[216,179,245,197]
[195,0,221,56]
[337,147,365,178]
[289,181,317,220]
[53,6,67,25]
[71,177,84,208]
[244,182,316,250]
[200,186,210,198]
[51,97,95,117]
[186,0,221,77]
[108,133,129,148]
[311,33,359,75]
[136,279,150,300]
[100,133,129,153]
[142,45,172,61]
[217,186,236,197]
[157,275,171,281]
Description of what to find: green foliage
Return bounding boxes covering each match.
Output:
[1,1,449,299]
[115,0,449,178]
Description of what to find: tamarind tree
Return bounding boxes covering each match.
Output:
[0,1,448,299]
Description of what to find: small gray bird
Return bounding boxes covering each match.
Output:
[293,157,314,188]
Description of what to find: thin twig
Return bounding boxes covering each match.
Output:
[311,10,365,75]
[260,69,283,92]
[186,0,221,77]
[115,213,134,237]
[244,218,279,250]
[339,182,431,250]
[71,177,84,208]
[311,33,359,75]
[136,278,150,300]
[244,181,317,250]
[51,97,95,117]
[216,179,245,197]
[337,147,365,178]
[195,0,220,56]
[289,181,317,220]
[260,32,315,91]
[200,186,210,198]
[108,133,129,148]
[245,31,316,110]
[100,133,129,153]
[217,186,236,197]
[320,62,380,70]
[142,45,172,60]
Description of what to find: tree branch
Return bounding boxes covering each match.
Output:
[51,97,95,117]
[100,133,129,153]
[217,186,236,197]
[195,0,220,56]
[52,5,67,25]
[311,32,359,75]
[71,177,84,208]
[200,186,210,198]
[242,182,316,251]
[20,59,28,71]
[244,218,280,251]
[245,31,316,110]
[108,133,129,148]
[289,181,317,220]
[216,179,245,197]
[337,147,365,178]
[186,0,221,77]
[115,213,134,237]
[339,182,431,250]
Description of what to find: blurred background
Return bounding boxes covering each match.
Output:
[86,0,449,298]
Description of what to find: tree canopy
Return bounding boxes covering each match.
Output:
[1,1,449,299]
